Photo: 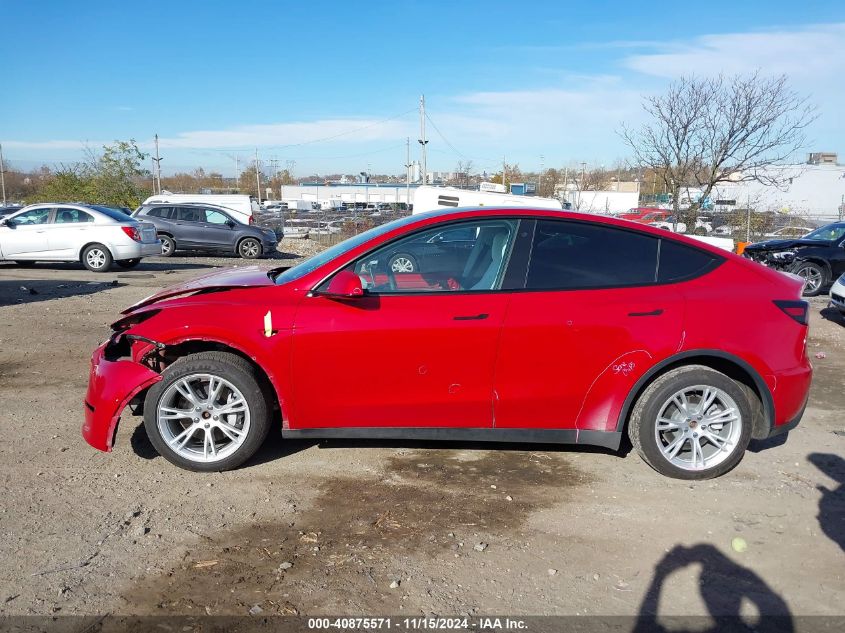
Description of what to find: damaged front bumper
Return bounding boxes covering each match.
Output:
[82,339,162,451]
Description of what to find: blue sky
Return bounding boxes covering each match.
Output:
[2,0,845,177]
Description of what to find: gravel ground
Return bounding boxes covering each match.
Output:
[0,244,843,621]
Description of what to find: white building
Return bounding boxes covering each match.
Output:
[712,162,845,221]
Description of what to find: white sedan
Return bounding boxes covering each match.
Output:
[831,273,845,315]
[0,203,160,272]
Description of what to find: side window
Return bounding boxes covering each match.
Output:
[11,208,52,225]
[205,210,230,225]
[329,220,518,294]
[526,220,659,290]
[657,240,720,283]
[55,208,93,223]
[177,207,204,223]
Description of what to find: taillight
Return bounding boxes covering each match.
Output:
[774,300,809,326]
[249,215,254,225]
[121,226,142,242]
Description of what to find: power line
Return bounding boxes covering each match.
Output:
[424,111,465,159]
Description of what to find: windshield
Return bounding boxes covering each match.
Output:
[273,210,457,284]
[803,223,845,242]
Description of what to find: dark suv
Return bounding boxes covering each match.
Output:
[133,203,277,259]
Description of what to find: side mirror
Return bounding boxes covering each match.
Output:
[226,220,236,228]
[322,270,364,298]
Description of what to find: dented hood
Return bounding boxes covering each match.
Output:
[122,266,276,314]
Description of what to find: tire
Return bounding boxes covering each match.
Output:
[238,238,262,259]
[159,235,176,257]
[143,352,272,472]
[791,261,826,297]
[628,365,752,480]
[81,243,113,272]
[388,253,417,273]
[14,261,36,267]
[116,258,141,268]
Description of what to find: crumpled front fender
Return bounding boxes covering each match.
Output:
[82,341,162,451]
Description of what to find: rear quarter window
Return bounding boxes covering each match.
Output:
[657,240,721,283]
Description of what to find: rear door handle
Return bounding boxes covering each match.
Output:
[628,309,664,317]
[453,313,489,321]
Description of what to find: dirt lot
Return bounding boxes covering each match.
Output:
[0,243,843,623]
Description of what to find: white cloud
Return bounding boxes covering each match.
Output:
[2,139,100,150]
[158,117,412,150]
[624,23,845,79]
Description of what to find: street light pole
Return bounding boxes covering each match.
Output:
[0,143,6,205]
[255,148,261,204]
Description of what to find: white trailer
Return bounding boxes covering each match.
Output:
[141,193,259,224]
[412,186,562,214]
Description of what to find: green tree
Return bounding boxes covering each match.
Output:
[89,139,150,207]
[31,165,94,203]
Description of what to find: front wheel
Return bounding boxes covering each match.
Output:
[116,258,141,268]
[81,244,113,272]
[143,352,271,471]
[791,261,826,297]
[238,238,262,259]
[628,365,752,480]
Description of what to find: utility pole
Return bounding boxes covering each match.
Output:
[539,154,544,196]
[418,95,428,185]
[234,155,240,191]
[503,156,507,192]
[152,134,163,194]
[0,143,6,205]
[405,137,411,209]
[579,161,586,210]
[254,148,261,204]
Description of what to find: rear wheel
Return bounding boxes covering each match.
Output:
[116,258,141,268]
[791,261,826,296]
[159,235,176,257]
[388,253,417,273]
[81,244,113,272]
[143,352,271,472]
[238,238,262,259]
[628,365,752,480]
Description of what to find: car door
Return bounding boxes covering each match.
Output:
[46,207,95,257]
[200,208,238,249]
[173,207,206,247]
[290,218,521,429]
[493,219,685,433]
[0,207,54,257]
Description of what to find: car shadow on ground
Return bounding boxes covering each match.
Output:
[807,452,845,553]
[159,250,302,262]
[820,306,844,327]
[634,543,794,632]
[129,421,317,466]
[0,278,124,307]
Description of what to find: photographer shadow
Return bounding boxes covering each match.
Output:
[634,544,793,633]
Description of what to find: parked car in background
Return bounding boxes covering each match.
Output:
[619,207,670,222]
[141,194,259,225]
[830,272,845,315]
[83,207,811,480]
[133,203,277,259]
[743,222,845,296]
[0,205,24,217]
[649,215,712,235]
[0,203,159,271]
[764,226,814,239]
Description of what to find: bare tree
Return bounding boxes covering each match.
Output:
[621,72,816,228]
[453,160,474,188]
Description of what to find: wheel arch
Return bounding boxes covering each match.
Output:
[615,350,773,440]
[77,240,115,261]
[154,338,284,423]
[793,256,832,281]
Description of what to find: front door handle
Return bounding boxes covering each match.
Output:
[453,313,489,321]
[628,309,664,317]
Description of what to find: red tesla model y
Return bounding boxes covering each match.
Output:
[83,208,812,479]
